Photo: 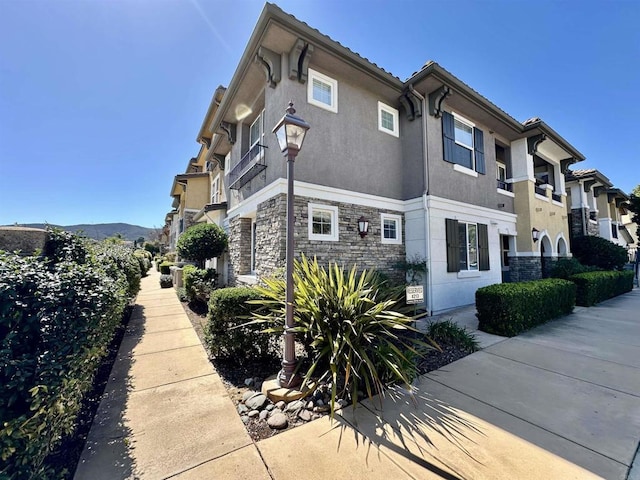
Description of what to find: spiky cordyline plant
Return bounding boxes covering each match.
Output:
[249,254,435,415]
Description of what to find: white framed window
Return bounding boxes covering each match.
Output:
[458,222,478,271]
[308,203,339,241]
[211,174,222,204]
[224,152,231,175]
[249,110,265,149]
[308,69,338,113]
[380,213,402,244]
[378,102,399,137]
[452,112,475,170]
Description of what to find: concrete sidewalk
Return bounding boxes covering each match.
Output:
[76,270,640,479]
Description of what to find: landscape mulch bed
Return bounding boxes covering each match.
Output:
[180,298,477,442]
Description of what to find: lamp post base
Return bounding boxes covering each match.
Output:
[277,367,302,389]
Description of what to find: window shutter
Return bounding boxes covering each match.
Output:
[442,111,455,163]
[478,223,490,271]
[474,128,485,174]
[446,218,460,272]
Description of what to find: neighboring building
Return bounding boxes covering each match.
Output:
[167,4,588,313]
[565,169,635,256]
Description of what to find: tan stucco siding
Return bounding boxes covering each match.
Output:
[185,176,210,209]
[513,180,569,254]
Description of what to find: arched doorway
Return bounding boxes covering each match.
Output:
[540,235,553,278]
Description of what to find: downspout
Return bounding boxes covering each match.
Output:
[409,84,432,315]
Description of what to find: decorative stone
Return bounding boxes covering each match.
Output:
[316,399,324,407]
[313,405,330,413]
[267,412,288,430]
[275,401,286,410]
[306,401,314,410]
[241,415,250,424]
[336,399,348,408]
[245,393,268,411]
[298,409,312,422]
[259,410,269,420]
[265,404,275,411]
[248,410,260,418]
[244,378,255,387]
[242,390,257,402]
[286,400,305,412]
[237,404,249,415]
[311,413,323,421]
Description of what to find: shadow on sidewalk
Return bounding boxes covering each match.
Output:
[335,387,485,479]
[73,305,147,479]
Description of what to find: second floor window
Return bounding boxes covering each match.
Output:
[378,102,399,137]
[211,175,220,204]
[442,111,485,174]
[308,69,338,113]
[249,111,264,150]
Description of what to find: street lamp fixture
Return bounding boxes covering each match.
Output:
[532,227,540,242]
[272,102,310,388]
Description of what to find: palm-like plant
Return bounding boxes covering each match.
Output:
[251,255,434,414]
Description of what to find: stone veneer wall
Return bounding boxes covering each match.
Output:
[571,208,599,238]
[228,217,252,285]
[509,255,560,282]
[183,211,197,231]
[508,256,542,282]
[229,194,406,284]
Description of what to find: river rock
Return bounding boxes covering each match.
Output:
[267,412,288,430]
[245,393,268,411]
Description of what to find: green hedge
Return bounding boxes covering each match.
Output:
[476,279,576,337]
[182,265,217,302]
[569,270,634,306]
[205,287,275,361]
[0,245,131,478]
[571,235,628,270]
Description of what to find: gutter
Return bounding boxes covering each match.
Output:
[408,84,432,315]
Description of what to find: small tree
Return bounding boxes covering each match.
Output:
[177,223,228,269]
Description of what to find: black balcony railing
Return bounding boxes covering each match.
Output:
[497,179,512,192]
[228,144,267,190]
[551,192,561,202]
[612,224,618,239]
[589,211,597,221]
[534,185,546,196]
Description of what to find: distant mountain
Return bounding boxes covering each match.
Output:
[12,223,156,242]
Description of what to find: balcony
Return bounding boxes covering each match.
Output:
[228,144,267,190]
[612,224,618,239]
[497,179,512,192]
[534,185,547,196]
[551,192,562,203]
[589,211,597,221]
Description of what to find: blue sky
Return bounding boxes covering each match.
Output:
[1,0,638,228]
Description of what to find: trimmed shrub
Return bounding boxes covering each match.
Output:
[159,274,173,288]
[159,261,174,275]
[571,235,628,271]
[182,265,217,302]
[476,279,576,337]
[205,287,274,361]
[0,251,127,479]
[427,320,479,353]
[569,270,634,306]
[95,244,142,300]
[550,257,599,279]
[176,223,227,269]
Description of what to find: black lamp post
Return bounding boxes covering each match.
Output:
[272,102,310,388]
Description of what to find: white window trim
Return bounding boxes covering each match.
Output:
[308,69,338,113]
[451,112,475,149]
[453,163,478,177]
[308,203,339,241]
[211,174,221,204]
[380,213,402,244]
[459,222,479,272]
[377,102,399,137]
[497,188,515,198]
